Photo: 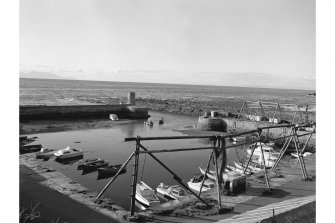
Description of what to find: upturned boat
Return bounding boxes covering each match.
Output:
[187,175,215,192]
[156,183,188,200]
[35,148,55,159]
[135,181,160,209]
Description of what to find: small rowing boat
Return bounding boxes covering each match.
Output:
[35,148,55,159]
[98,164,126,175]
[77,158,101,170]
[20,144,43,154]
[82,160,109,172]
[187,174,215,192]
[54,146,83,159]
[156,183,188,200]
[136,181,160,209]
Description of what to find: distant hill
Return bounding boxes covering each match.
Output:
[20,71,62,79]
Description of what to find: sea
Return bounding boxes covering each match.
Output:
[20,78,315,210]
[20,78,315,106]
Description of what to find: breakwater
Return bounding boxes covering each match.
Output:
[20,104,149,121]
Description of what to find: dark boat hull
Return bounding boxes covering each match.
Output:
[20,144,42,154]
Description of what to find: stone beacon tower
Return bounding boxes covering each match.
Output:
[128,92,136,105]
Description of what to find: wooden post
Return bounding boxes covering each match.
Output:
[243,138,259,174]
[137,143,210,206]
[301,131,314,153]
[213,147,222,209]
[259,135,271,190]
[96,152,135,200]
[199,151,214,196]
[292,128,308,179]
[130,138,140,216]
[271,129,294,171]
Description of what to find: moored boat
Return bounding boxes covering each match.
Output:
[97,164,126,175]
[247,142,280,160]
[20,144,43,154]
[198,166,236,181]
[291,152,312,158]
[82,160,109,172]
[54,146,83,159]
[187,175,215,192]
[156,183,188,200]
[35,148,55,159]
[144,121,154,126]
[109,114,119,121]
[136,181,160,209]
[77,158,101,170]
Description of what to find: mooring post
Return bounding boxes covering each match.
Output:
[199,150,214,196]
[137,143,210,206]
[96,152,135,200]
[130,137,140,216]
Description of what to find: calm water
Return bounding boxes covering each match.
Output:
[28,111,248,209]
[20,78,315,106]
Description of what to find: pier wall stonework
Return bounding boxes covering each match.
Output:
[20,104,149,121]
[222,118,315,146]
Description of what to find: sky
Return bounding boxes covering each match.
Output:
[20,0,315,89]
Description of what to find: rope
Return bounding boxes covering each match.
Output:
[140,153,147,181]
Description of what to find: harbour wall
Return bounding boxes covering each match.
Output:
[20,104,150,121]
[222,118,316,147]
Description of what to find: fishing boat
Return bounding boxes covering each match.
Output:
[54,146,83,159]
[35,148,55,159]
[77,158,101,170]
[135,181,160,209]
[187,175,215,192]
[82,160,109,172]
[20,144,43,154]
[97,164,126,175]
[247,142,280,160]
[156,183,188,200]
[109,114,119,121]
